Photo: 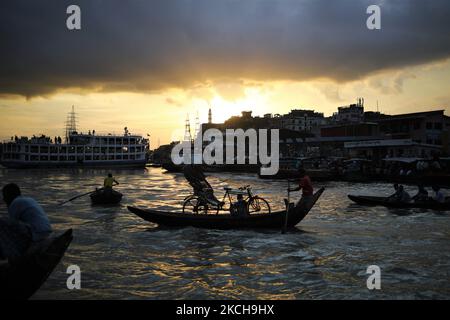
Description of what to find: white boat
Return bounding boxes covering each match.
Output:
[0,108,149,168]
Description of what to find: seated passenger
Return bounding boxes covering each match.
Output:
[230,194,248,217]
[412,184,429,202]
[432,186,445,204]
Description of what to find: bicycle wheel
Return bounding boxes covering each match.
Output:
[182,195,208,214]
[247,196,271,214]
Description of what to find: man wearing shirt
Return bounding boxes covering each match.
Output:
[0,183,52,260]
[289,168,314,202]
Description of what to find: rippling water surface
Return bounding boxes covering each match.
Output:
[1,167,449,299]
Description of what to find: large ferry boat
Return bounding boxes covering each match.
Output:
[0,107,149,168]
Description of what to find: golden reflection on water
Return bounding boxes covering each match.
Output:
[0,167,449,299]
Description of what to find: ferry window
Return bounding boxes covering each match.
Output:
[108,147,115,153]
[130,147,135,153]
[69,147,75,153]
[25,146,29,152]
[130,138,136,144]
[124,139,129,145]
[31,155,39,161]
[101,147,107,153]
[434,123,443,130]
[77,147,84,153]
[59,147,67,153]
[59,156,67,161]
[102,138,108,144]
[94,155,100,160]
[40,156,48,161]
[50,147,58,153]
[130,154,135,160]
[108,155,114,160]
[68,156,75,161]
[25,155,29,161]
[94,147,100,153]
[31,146,38,153]
[116,155,122,160]
[101,155,106,160]
[413,121,421,130]
[86,147,92,153]
[108,138,115,144]
[50,156,58,161]
[123,155,129,160]
[85,155,92,161]
[426,122,433,130]
[115,147,122,153]
[40,146,49,153]
[117,138,123,145]
[122,146,128,152]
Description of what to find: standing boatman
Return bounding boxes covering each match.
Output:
[288,168,314,203]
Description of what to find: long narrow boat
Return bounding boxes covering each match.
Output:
[128,188,324,229]
[348,195,450,211]
[0,229,73,299]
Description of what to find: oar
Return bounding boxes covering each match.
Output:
[282,179,290,234]
[59,190,98,205]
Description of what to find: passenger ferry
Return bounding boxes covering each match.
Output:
[0,108,149,168]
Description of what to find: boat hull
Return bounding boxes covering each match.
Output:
[0,229,73,299]
[348,195,450,211]
[90,190,123,205]
[0,160,146,169]
[128,188,324,229]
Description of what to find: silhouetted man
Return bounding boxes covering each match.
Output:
[0,183,52,260]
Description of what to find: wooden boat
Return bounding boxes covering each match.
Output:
[128,188,324,229]
[0,229,73,299]
[348,195,450,211]
[90,189,123,205]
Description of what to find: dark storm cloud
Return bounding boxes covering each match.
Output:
[1,0,450,97]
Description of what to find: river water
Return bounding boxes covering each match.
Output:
[1,167,449,299]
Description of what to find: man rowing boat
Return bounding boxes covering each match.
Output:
[0,183,52,261]
[104,173,119,190]
[288,168,314,203]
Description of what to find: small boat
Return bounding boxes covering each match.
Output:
[127,188,324,229]
[0,229,73,299]
[90,189,123,205]
[348,195,450,211]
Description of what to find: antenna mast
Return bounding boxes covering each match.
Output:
[184,114,192,142]
[64,105,78,143]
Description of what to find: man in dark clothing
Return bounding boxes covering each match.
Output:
[0,183,52,260]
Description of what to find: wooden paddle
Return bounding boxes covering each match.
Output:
[59,189,102,205]
[282,179,290,234]
[58,182,118,205]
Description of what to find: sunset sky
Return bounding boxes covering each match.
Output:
[1,0,450,147]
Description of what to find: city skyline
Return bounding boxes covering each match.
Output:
[1,0,450,144]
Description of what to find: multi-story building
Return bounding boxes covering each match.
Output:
[332,98,365,123]
[279,109,326,132]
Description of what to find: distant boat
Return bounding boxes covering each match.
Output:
[0,108,149,168]
[0,132,149,169]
